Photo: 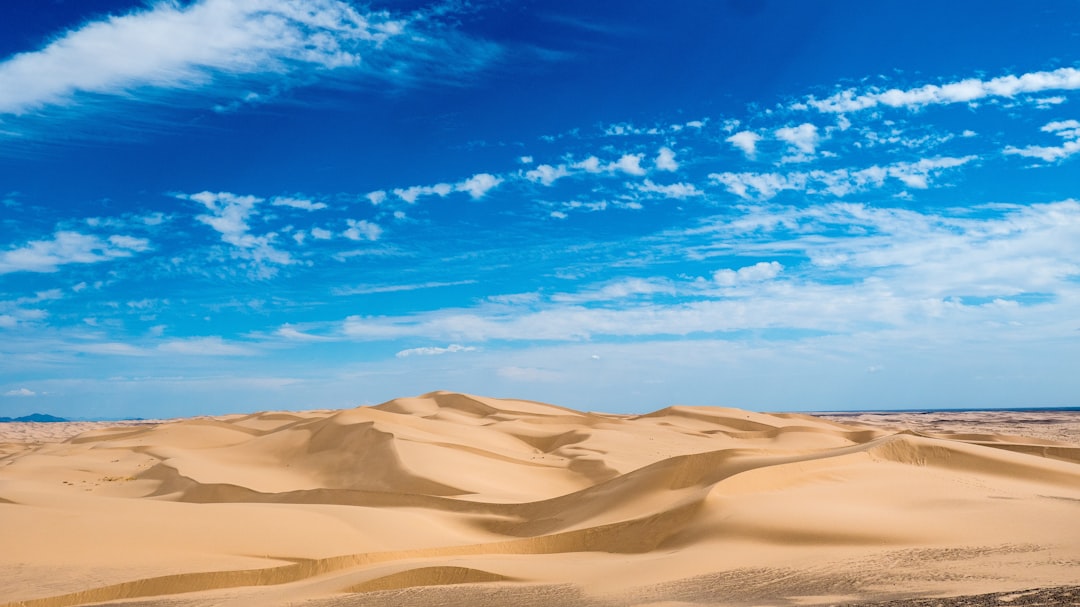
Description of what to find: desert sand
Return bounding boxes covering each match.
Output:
[1,392,1078,607]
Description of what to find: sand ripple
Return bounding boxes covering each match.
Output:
[2,393,1079,606]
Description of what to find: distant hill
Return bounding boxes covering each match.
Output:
[0,413,69,423]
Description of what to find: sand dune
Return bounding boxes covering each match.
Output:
[2,392,1079,607]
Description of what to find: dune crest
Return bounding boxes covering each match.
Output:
[2,392,1079,607]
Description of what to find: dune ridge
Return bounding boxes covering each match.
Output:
[2,392,1079,607]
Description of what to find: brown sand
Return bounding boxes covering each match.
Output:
[1,392,1078,607]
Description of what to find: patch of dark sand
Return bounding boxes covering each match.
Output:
[848,585,1080,606]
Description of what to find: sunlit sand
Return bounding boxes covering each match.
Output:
[2,392,1078,606]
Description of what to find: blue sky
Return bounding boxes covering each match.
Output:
[2,0,1080,418]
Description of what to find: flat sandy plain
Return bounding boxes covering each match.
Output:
[1,392,1078,607]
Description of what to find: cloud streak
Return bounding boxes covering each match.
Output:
[1004,119,1080,162]
[0,231,149,274]
[710,156,976,200]
[802,67,1080,113]
[339,200,1080,343]
[395,344,477,357]
[0,0,409,116]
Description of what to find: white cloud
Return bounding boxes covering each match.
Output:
[775,123,820,162]
[574,156,603,173]
[276,325,334,341]
[366,190,387,205]
[0,230,149,274]
[141,212,168,226]
[527,152,658,187]
[71,342,148,357]
[0,308,47,329]
[550,211,568,219]
[486,292,541,305]
[0,0,415,117]
[655,147,678,171]
[1034,96,1066,108]
[888,156,975,189]
[526,164,570,186]
[710,171,805,200]
[559,200,609,213]
[637,180,703,199]
[3,388,36,397]
[343,219,382,241]
[456,173,503,198]
[126,298,159,310]
[1044,119,1080,131]
[603,122,676,137]
[726,131,762,159]
[333,279,475,296]
[310,227,333,240]
[271,196,327,211]
[393,183,452,204]
[713,261,782,286]
[182,191,293,267]
[0,292,64,328]
[611,153,646,176]
[188,191,256,239]
[1004,119,1080,162]
[107,235,151,250]
[342,299,834,342]
[158,336,256,356]
[552,277,676,303]
[804,67,1080,113]
[335,200,1080,345]
[395,344,477,357]
[710,156,975,200]
[604,124,634,136]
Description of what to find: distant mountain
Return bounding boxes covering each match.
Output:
[0,413,69,423]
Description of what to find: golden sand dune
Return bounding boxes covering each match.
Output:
[1,392,1078,607]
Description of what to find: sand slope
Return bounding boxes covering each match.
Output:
[1,392,1078,607]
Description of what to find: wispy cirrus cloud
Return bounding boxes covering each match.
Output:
[0,0,402,115]
[1004,119,1080,163]
[0,292,52,328]
[396,344,477,357]
[157,336,257,356]
[710,156,976,200]
[636,180,704,199]
[339,200,1080,344]
[800,67,1080,113]
[332,279,477,296]
[271,196,328,211]
[0,0,497,139]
